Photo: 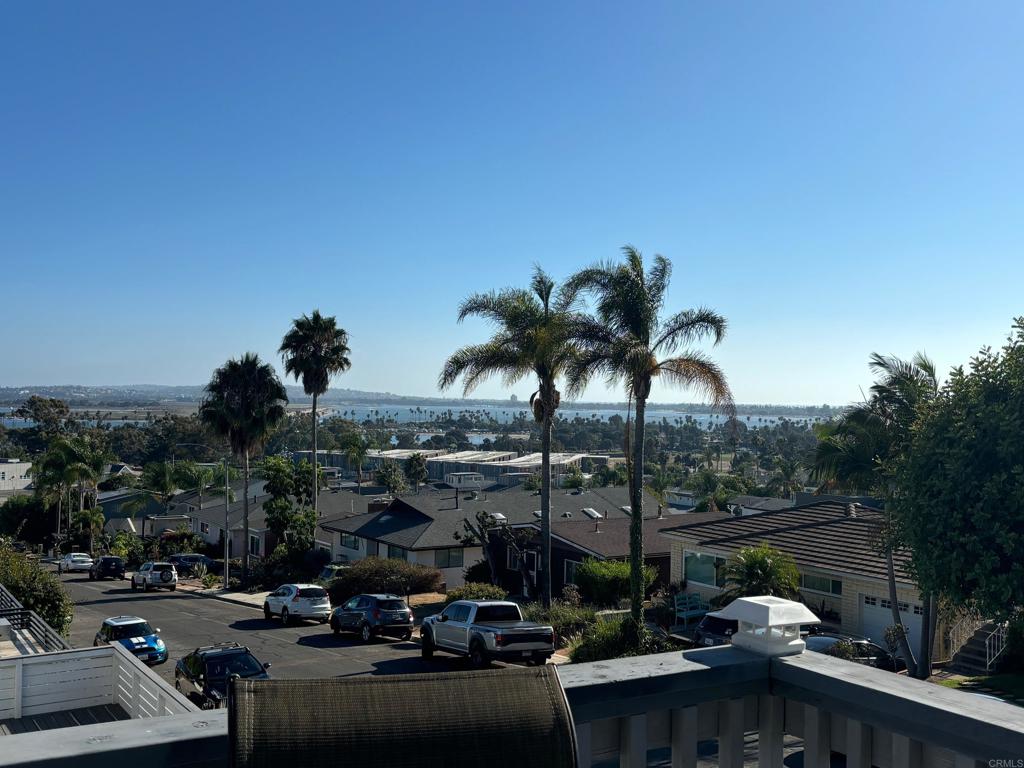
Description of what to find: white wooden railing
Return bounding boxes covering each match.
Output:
[945,614,985,662]
[0,643,193,721]
[985,622,1009,672]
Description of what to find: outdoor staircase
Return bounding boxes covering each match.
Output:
[949,621,1002,676]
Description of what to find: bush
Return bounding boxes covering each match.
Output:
[444,582,508,605]
[1002,617,1024,673]
[328,557,442,604]
[462,559,493,585]
[560,583,582,607]
[567,617,677,663]
[575,558,656,607]
[201,573,221,590]
[521,600,597,646]
[0,541,74,634]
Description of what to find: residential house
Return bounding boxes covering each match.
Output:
[0,459,32,503]
[726,494,793,516]
[95,489,166,535]
[660,500,938,655]
[185,494,288,560]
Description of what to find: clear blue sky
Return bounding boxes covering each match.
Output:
[2,2,1022,406]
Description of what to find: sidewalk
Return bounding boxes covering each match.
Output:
[175,580,269,610]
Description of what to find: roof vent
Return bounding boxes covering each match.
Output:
[562,511,572,518]
[593,520,601,532]
[533,510,542,519]
[846,503,859,518]
[491,512,507,523]
[582,507,601,520]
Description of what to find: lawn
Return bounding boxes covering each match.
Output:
[937,673,1024,701]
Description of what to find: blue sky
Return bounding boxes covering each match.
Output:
[2,2,1022,405]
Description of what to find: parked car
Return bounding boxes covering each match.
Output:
[330,593,414,641]
[168,553,219,576]
[89,555,126,581]
[420,600,555,668]
[175,642,271,709]
[93,615,167,664]
[263,584,331,624]
[58,552,94,574]
[804,633,906,672]
[131,562,178,592]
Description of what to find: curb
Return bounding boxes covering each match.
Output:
[174,583,267,611]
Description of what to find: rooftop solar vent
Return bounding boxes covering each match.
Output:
[582,507,601,519]
[533,510,542,519]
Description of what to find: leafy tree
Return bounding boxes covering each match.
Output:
[895,321,1024,625]
[376,462,408,495]
[404,452,428,493]
[0,495,50,546]
[566,246,734,621]
[562,465,586,491]
[173,461,214,509]
[0,540,74,634]
[766,458,802,499]
[715,543,800,607]
[522,473,541,492]
[199,353,288,588]
[280,310,352,518]
[261,456,297,541]
[440,266,578,608]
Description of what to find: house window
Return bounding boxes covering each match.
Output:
[800,574,842,596]
[863,595,878,606]
[684,551,727,588]
[249,535,261,556]
[913,604,924,616]
[435,548,464,569]
[564,560,582,585]
[340,533,360,550]
[200,522,210,535]
[387,544,408,561]
[507,548,537,572]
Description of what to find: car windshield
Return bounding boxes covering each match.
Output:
[109,622,155,640]
[298,587,327,598]
[698,616,737,635]
[474,605,521,622]
[378,600,407,611]
[204,652,264,679]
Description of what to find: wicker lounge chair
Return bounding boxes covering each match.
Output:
[229,665,577,768]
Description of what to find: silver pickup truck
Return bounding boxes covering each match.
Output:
[420,600,555,667]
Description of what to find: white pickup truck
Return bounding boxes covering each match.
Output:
[420,600,555,668]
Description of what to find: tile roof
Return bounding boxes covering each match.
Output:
[660,500,912,584]
[728,495,794,512]
[543,510,732,558]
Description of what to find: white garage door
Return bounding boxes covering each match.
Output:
[859,594,923,657]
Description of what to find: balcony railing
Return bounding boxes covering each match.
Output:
[0,609,70,655]
[2,645,1022,768]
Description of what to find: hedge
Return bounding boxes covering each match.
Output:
[327,557,441,605]
[444,583,508,605]
[574,558,656,607]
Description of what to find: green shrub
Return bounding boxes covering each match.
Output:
[328,557,442,605]
[462,559,493,585]
[444,582,508,605]
[521,600,597,646]
[575,558,656,607]
[1002,617,1024,673]
[0,542,74,635]
[201,573,221,590]
[567,617,677,663]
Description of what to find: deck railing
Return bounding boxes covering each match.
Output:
[0,609,70,654]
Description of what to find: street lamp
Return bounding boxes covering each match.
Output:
[173,443,232,590]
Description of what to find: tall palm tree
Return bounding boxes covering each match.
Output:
[566,246,733,622]
[72,506,106,556]
[809,352,938,678]
[439,266,577,607]
[199,353,288,587]
[173,461,214,510]
[279,310,351,518]
[345,439,368,495]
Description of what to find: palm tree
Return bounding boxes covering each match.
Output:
[72,506,106,556]
[439,266,578,607]
[279,310,351,518]
[767,459,802,499]
[199,353,288,587]
[173,461,214,510]
[716,543,800,607]
[345,439,368,494]
[566,246,733,622]
[809,352,938,678]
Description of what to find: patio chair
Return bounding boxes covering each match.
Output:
[674,592,710,629]
[229,665,578,768]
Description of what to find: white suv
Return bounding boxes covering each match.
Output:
[263,584,331,624]
[131,562,178,592]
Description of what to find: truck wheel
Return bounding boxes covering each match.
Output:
[421,631,435,659]
[469,641,489,669]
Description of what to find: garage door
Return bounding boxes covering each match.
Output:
[859,594,923,658]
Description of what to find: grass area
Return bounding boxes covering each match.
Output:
[936,673,1024,699]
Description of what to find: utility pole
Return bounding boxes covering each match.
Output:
[223,457,230,591]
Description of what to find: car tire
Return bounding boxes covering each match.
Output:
[331,621,340,635]
[469,641,489,669]
[402,630,412,641]
[359,623,372,643]
[169,584,176,591]
[131,578,137,592]
[531,653,549,666]
[281,608,290,625]
[264,604,272,621]
[421,631,435,659]
[143,580,150,592]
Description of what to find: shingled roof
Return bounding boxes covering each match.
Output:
[659,500,913,584]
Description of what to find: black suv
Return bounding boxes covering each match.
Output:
[329,594,415,642]
[168,553,219,576]
[804,633,906,672]
[174,643,271,709]
[89,556,125,581]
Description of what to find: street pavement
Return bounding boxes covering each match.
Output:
[59,572,457,687]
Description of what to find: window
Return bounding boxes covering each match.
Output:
[200,522,210,534]
[863,596,878,607]
[564,560,582,585]
[800,574,842,596]
[507,548,520,571]
[684,551,727,587]
[387,544,408,560]
[249,535,261,556]
[435,548,464,569]
[912,604,924,616]
[340,533,360,550]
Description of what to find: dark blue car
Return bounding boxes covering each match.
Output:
[94,615,167,664]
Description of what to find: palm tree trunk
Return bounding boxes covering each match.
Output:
[539,387,553,608]
[886,548,918,676]
[629,393,647,623]
[312,392,319,518]
[242,450,250,589]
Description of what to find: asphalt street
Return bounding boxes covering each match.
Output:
[59,572,456,686]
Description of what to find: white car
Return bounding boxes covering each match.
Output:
[263,584,331,625]
[58,553,94,574]
[131,562,178,592]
